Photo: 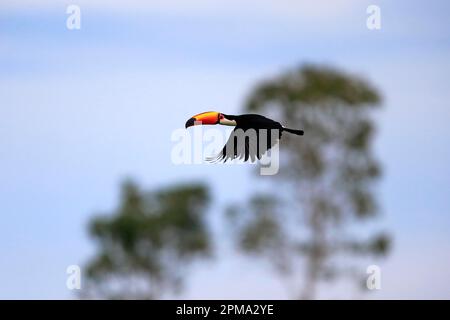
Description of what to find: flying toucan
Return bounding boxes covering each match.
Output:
[185,111,304,162]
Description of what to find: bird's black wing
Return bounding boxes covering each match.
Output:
[206,126,282,163]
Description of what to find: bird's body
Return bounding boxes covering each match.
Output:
[225,114,283,131]
[185,112,304,163]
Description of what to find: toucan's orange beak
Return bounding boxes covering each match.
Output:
[185,111,220,128]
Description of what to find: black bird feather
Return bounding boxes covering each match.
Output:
[207,114,304,163]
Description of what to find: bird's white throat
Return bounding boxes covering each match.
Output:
[219,119,237,126]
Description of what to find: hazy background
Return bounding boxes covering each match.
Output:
[1,0,449,299]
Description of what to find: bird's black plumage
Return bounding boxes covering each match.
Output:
[208,114,304,163]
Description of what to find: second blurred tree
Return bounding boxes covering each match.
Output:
[228,64,390,299]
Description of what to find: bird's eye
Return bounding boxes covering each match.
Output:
[219,114,224,120]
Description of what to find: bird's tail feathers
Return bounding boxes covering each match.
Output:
[282,127,304,136]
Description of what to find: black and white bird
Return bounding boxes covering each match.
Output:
[185,111,304,162]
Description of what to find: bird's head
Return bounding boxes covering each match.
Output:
[185,111,236,128]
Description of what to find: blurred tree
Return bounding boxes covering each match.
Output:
[227,64,390,299]
[82,180,211,299]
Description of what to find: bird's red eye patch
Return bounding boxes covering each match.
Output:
[219,114,224,120]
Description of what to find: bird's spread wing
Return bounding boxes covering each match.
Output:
[206,127,282,163]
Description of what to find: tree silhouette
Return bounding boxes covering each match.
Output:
[82,180,211,299]
[227,64,390,299]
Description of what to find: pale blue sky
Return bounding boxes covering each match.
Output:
[1,0,449,299]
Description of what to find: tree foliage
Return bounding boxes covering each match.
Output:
[83,180,211,299]
[229,64,391,298]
